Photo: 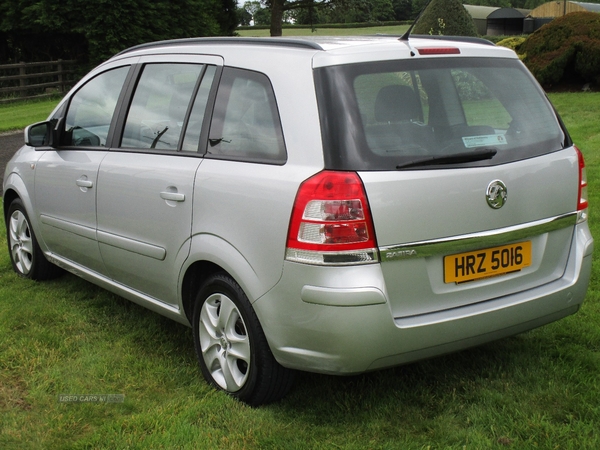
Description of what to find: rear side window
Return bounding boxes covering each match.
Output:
[207,67,286,164]
[121,63,204,150]
[316,58,567,170]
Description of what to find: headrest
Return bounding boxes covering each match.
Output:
[374,85,421,123]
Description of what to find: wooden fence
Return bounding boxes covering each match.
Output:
[0,60,77,104]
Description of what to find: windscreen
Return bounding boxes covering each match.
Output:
[315,57,568,170]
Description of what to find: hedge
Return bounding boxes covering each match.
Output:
[520,12,600,88]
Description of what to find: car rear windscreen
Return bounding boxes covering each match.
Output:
[315,57,569,170]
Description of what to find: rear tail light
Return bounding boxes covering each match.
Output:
[576,146,588,223]
[285,171,379,265]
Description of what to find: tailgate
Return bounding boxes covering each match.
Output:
[360,149,579,318]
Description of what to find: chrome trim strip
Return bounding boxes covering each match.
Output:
[380,212,577,261]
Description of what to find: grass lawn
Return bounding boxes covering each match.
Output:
[236,25,410,37]
[0,98,61,133]
[1,86,599,447]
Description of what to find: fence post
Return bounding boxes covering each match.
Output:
[58,59,64,92]
[1,59,76,103]
[19,62,26,98]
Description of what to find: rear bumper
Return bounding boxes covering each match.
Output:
[254,224,593,374]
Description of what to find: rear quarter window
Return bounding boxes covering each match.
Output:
[207,67,287,164]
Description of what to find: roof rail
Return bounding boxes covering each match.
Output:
[116,37,324,57]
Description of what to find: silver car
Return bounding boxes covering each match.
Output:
[3,36,593,405]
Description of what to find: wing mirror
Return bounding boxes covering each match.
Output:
[24,118,60,148]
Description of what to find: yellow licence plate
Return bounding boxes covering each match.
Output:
[444,241,532,284]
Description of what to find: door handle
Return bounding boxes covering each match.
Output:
[76,178,93,188]
[160,191,185,202]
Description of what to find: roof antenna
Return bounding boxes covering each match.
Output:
[399,0,433,56]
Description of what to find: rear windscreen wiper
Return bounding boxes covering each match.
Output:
[396,148,498,170]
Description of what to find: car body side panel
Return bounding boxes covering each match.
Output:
[34,150,108,274]
[96,152,202,307]
[184,50,325,303]
[3,146,45,244]
[191,159,316,302]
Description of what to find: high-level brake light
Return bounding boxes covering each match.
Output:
[416,47,460,55]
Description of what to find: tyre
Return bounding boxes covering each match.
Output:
[6,198,60,280]
[192,272,294,406]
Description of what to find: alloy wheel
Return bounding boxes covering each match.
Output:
[9,209,34,276]
[199,292,251,392]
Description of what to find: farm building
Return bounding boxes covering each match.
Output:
[463,5,531,36]
[530,1,600,17]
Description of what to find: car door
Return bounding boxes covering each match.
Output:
[34,63,133,273]
[96,56,220,307]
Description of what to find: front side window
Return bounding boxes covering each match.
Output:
[63,66,129,147]
[121,63,204,150]
[207,67,286,164]
[316,58,567,170]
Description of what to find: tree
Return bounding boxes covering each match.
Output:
[411,0,428,17]
[243,1,264,24]
[267,0,341,35]
[218,0,239,36]
[255,6,273,25]
[0,0,229,64]
[372,0,396,22]
[412,0,478,36]
[392,0,413,21]
[269,0,287,35]
[238,6,253,26]
[282,0,400,28]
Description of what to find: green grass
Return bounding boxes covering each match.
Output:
[0,98,61,133]
[1,93,600,448]
[236,24,410,37]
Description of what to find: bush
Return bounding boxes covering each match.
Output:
[483,35,515,44]
[520,12,600,89]
[575,37,600,82]
[496,36,526,51]
[412,0,478,37]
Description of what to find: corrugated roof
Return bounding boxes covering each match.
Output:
[463,5,533,20]
[463,5,499,20]
[488,7,531,19]
[573,2,600,12]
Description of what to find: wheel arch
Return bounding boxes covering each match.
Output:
[180,233,269,325]
[4,174,32,217]
[181,260,223,324]
[3,174,46,250]
[3,188,19,221]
